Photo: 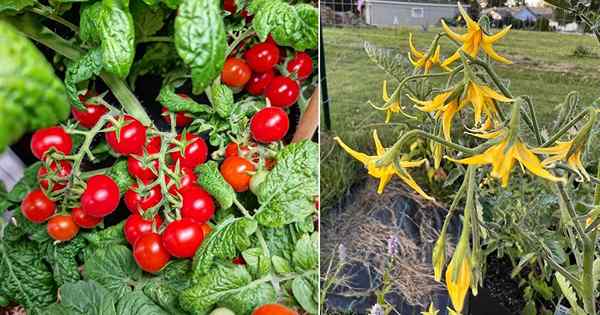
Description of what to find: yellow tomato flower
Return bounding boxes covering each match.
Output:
[447,134,565,187]
[532,141,591,181]
[441,2,511,67]
[409,81,511,140]
[381,80,406,123]
[421,303,440,315]
[408,33,450,73]
[446,256,471,314]
[334,130,434,199]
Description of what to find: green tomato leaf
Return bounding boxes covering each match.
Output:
[250,0,317,51]
[64,48,104,110]
[82,221,127,249]
[271,255,292,274]
[131,0,166,40]
[292,233,318,272]
[180,262,276,315]
[195,161,235,210]
[0,21,69,153]
[291,275,318,315]
[116,291,169,315]
[7,162,41,203]
[0,241,56,311]
[83,245,142,301]
[80,2,104,45]
[255,141,318,227]
[142,260,191,315]
[45,236,87,286]
[211,84,234,118]
[174,0,226,94]
[98,0,136,77]
[129,43,182,88]
[241,247,270,278]
[192,217,257,276]
[55,280,117,315]
[157,85,212,114]
[0,0,35,12]
[3,209,52,244]
[106,159,135,196]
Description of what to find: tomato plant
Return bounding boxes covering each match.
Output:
[21,189,55,223]
[71,207,102,229]
[124,184,162,214]
[105,115,147,155]
[170,132,208,169]
[162,218,205,258]
[221,57,252,88]
[47,215,79,241]
[250,107,290,143]
[252,304,299,315]
[220,156,255,192]
[80,175,120,218]
[30,126,73,160]
[264,76,300,108]
[246,70,275,96]
[244,42,280,73]
[124,214,163,245]
[71,98,108,128]
[180,186,215,223]
[38,160,72,191]
[287,52,313,80]
[133,233,171,273]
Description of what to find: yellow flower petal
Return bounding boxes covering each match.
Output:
[458,2,478,30]
[409,33,425,59]
[441,19,468,42]
[513,142,564,184]
[483,25,512,44]
[442,101,460,140]
[480,85,512,103]
[481,42,512,64]
[333,137,370,165]
[399,158,427,168]
[446,257,471,313]
[397,172,435,200]
[372,130,385,156]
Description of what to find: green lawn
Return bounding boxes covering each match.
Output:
[320,26,600,209]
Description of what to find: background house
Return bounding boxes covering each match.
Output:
[363,0,466,27]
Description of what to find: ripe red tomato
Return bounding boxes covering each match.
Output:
[170,132,208,169]
[80,175,120,218]
[232,256,245,265]
[21,189,55,223]
[252,304,299,315]
[47,215,79,241]
[180,186,215,223]
[161,107,193,127]
[244,42,280,73]
[166,165,198,195]
[38,160,72,191]
[124,184,162,214]
[246,71,275,96]
[250,107,289,143]
[162,218,204,258]
[220,156,255,192]
[287,52,313,80]
[124,213,163,245]
[71,100,108,129]
[133,233,171,273]
[30,126,73,160]
[71,207,102,229]
[221,57,252,88]
[264,76,300,108]
[127,136,161,182]
[223,0,236,13]
[224,142,254,159]
[105,115,147,155]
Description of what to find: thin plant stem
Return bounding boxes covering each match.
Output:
[137,36,173,44]
[542,109,589,147]
[29,6,79,33]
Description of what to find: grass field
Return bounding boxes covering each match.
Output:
[320,26,600,209]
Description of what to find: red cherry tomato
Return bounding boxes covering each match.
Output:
[21,189,55,223]
[166,165,198,195]
[170,132,208,169]
[200,223,212,237]
[224,142,253,158]
[244,42,280,73]
[162,218,204,258]
[287,52,313,80]
[71,207,102,229]
[105,115,147,155]
[127,136,161,183]
[80,175,120,218]
[38,160,72,191]
[220,156,255,192]
[71,99,108,128]
[250,107,289,143]
[221,57,252,88]
[264,76,300,108]
[180,186,215,223]
[246,71,275,96]
[124,184,162,214]
[133,233,171,273]
[161,107,193,127]
[252,304,299,315]
[232,256,245,265]
[30,127,73,160]
[47,215,79,241]
[223,0,236,13]
[124,213,163,245]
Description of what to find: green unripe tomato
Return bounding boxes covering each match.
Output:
[249,169,269,195]
[210,307,235,315]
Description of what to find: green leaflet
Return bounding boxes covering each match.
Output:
[129,43,182,88]
[195,161,235,210]
[106,159,135,195]
[80,2,103,45]
[241,247,270,278]
[45,236,87,286]
[143,260,191,315]
[0,0,35,12]
[211,84,234,118]
[131,0,167,40]
[0,21,69,153]
[3,210,52,244]
[83,245,142,301]
[0,241,56,311]
[116,291,169,315]
[64,48,104,110]
[52,280,117,315]
[291,275,318,314]
[249,0,317,51]
[292,233,318,272]
[83,221,127,249]
[6,162,41,203]
[174,0,226,94]
[192,217,257,276]
[157,85,212,113]
[289,234,318,314]
[255,141,318,227]
[179,262,276,315]
[99,0,136,77]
